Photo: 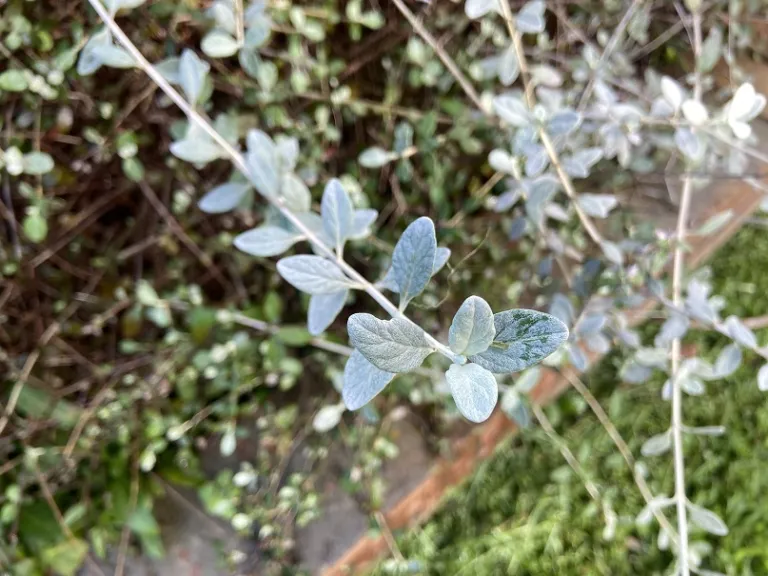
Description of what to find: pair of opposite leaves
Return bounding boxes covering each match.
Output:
[344,296,568,423]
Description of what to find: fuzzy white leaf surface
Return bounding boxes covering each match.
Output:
[347,313,434,373]
[468,309,568,373]
[321,179,354,252]
[199,182,251,213]
[277,255,354,294]
[308,290,348,335]
[391,217,437,308]
[448,296,496,356]
[342,350,395,410]
[235,226,304,257]
[446,363,498,423]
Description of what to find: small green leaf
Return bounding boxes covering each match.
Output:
[23,212,48,243]
[41,539,89,576]
[0,69,28,92]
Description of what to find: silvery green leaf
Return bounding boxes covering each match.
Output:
[91,43,135,69]
[724,315,757,348]
[508,216,527,240]
[563,148,603,178]
[473,54,502,81]
[759,364,768,392]
[524,145,549,177]
[577,314,606,336]
[640,430,671,457]
[548,294,574,325]
[359,147,396,168]
[493,94,530,127]
[209,1,237,34]
[247,129,276,156]
[660,76,684,111]
[321,179,354,251]
[578,194,618,218]
[469,309,569,374]
[350,209,378,240]
[675,127,704,161]
[600,240,623,265]
[714,343,742,377]
[494,187,522,212]
[516,0,546,34]
[77,27,111,76]
[547,110,581,136]
[347,313,435,372]
[155,57,181,84]
[679,376,705,396]
[488,149,517,174]
[530,65,562,87]
[650,97,675,118]
[308,289,348,335]
[312,404,346,433]
[170,138,225,164]
[392,216,437,308]
[393,122,414,154]
[568,345,588,371]
[247,146,279,199]
[525,175,559,215]
[244,15,271,49]
[687,425,725,436]
[342,350,395,410]
[498,45,520,86]
[433,247,451,274]
[199,182,251,213]
[586,333,610,354]
[220,428,236,456]
[22,152,54,175]
[688,503,728,536]
[514,366,540,393]
[449,296,496,356]
[312,404,345,432]
[446,364,498,423]
[636,496,674,526]
[179,49,210,104]
[292,212,328,244]
[728,83,759,123]
[277,255,354,294]
[275,136,299,172]
[681,99,709,125]
[465,0,499,19]
[201,30,240,58]
[695,210,733,236]
[234,226,303,257]
[654,313,690,348]
[636,347,668,368]
[621,360,653,384]
[699,25,722,73]
[281,173,312,212]
[501,389,531,428]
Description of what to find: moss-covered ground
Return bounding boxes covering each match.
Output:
[371,225,768,576]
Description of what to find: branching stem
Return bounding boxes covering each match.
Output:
[670,5,703,573]
[85,0,457,361]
